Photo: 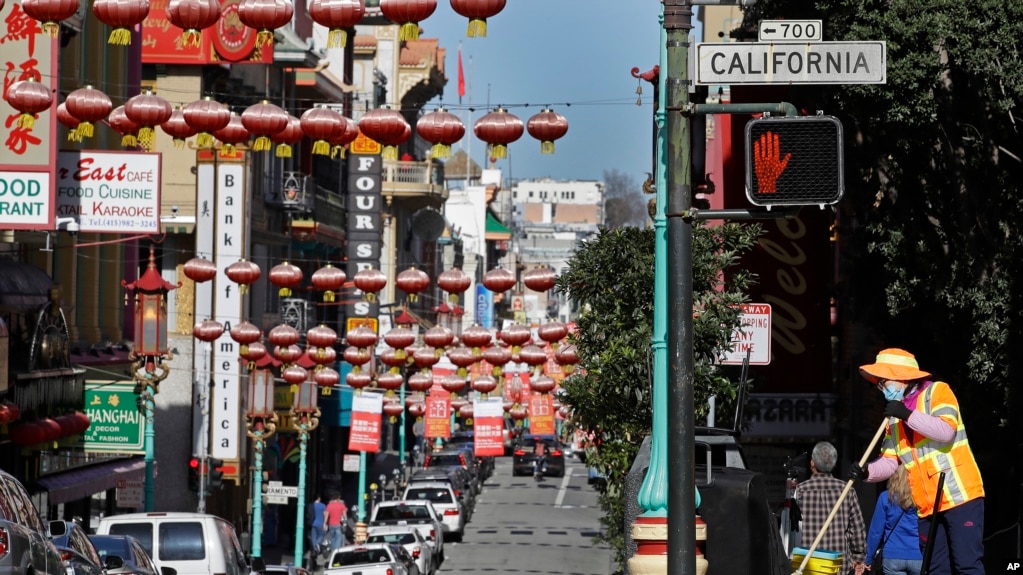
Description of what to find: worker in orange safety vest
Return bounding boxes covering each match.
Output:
[849,348,985,575]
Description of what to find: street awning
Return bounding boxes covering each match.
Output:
[485,211,512,240]
[34,457,146,504]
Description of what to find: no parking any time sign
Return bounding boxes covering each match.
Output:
[720,304,772,366]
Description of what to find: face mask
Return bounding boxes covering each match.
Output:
[883,382,904,402]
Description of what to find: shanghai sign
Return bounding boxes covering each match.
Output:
[82,383,145,453]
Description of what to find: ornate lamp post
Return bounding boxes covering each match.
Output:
[291,377,320,567]
[245,368,278,560]
[122,247,179,512]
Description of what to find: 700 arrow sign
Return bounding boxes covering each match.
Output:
[758,20,823,42]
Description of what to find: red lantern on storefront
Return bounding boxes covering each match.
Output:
[526,108,569,154]
[274,344,303,365]
[224,259,261,293]
[311,264,346,302]
[125,91,172,150]
[422,326,453,352]
[21,0,79,36]
[376,372,404,394]
[482,266,516,293]
[184,96,231,149]
[416,108,464,159]
[3,78,52,130]
[353,267,387,302]
[193,318,225,342]
[161,106,197,148]
[268,261,303,297]
[379,0,436,40]
[241,341,268,365]
[449,0,505,37]
[64,85,112,140]
[272,114,303,158]
[93,0,151,45]
[300,105,343,156]
[237,0,293,46]
[446,346,475,377]
[436,267,471,304]
[230,321,262,356]
[212,113,250,154]
[407,402,426,419]
[395,267,430,303]
[524,266,557,292]
[183,256,217,283]
[307,324,338,352]
[383,327,416,356]
[315,366,340,388]
[108,105,140,148]
[413,346,439,369]
[358,107,410,160]
[166,0,221,46]
[509,405,527,424]
[474,107,523,159]
[9,422,45,446]
[382,399,404,421]
[308,0,363,48]
[73,411,91,433]
[441,374,467,395]
[241,100,289,152]
[519,344,547,372]
[57,103,81,142]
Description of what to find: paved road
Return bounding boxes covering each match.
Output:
[437,455,613,575]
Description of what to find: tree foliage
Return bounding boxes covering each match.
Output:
[601,169,649,229]
[554,222,761,568]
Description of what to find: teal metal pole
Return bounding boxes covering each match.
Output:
[357,451,367,522]
[294,424,309,567]
[252,432,264,559]
[144,381,155,512]
[399,384,406,467]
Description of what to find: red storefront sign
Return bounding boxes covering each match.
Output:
[348,392,382,452]
[141,0,272,64]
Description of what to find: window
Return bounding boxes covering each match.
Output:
[109,524,154,556]
[158,522,205,561]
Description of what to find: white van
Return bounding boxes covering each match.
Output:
[95,512,249,575]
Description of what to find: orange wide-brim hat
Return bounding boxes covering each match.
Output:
[859,348,931,383]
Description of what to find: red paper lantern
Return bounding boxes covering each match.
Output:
[423,326,453,351]
[345,325,378,349]
[526,108,569,154]
[537,321,568,347]
[283,364,309,385]
[230,321,263,355]
[436,267,471,303]
[3,78,52,130]
[64,85,112,140]
[413,346,440,369]
[311,345,337,365]
[268,323,300,348]
[183,256,217,283]
[108,105,140,147]
[449,0,505,37]
[241,100,289,152]
[482,266,516,293]
[531,375,556,394]
[166,0,221,46]
[460,325,492,353]
[379,0,436,40]
[73,411,91,433]
[328,115,359,158]
[268,261,303,297]
[300,105,343,156]
[446,346,475,377]
[555,344,579,373]
[519,344,547,369]
[482,345,511,373]
[458,403,474,418]
[498,323,531,351]
[343,346,371,366]
[346,371,373,390]
[376,372,404,392]
[241,341,268,363]
[307,325,338,350]
[509,405,527,422]
[161,106,197,148]
[193,319,225,342]
[272,114,303,158]
[382,400,405,419]
[238,0,294,47]
[9,422,44,446]
[471,374,498,395]
[21,0,79,36]
[124,91,172,150]
[416,108,464,159]
[93,0,151,45]
[184,97,231,149]
[358,107,410,160]
[383,327,416,352]
[379,348,405,369]
[57,103,81,142]
[38,418,62,442]
[308,0,363,48]
[441,374,467,395]
[315,366,340,388]
[224,258,261,293]
[406,372,433,393]
[275,344,303,364]
[310,264,346,302]
[474,107,523,159]
[212,113,250,155]
[407,402,426,418]
[395,267,430,302]
[353,267,387,302]
[524,266,557,292]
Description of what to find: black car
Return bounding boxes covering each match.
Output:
[512,435,566,477]
[442,432,495,480]
[88,535,158,575]
[423,449,481,489]
[49,521,122,575]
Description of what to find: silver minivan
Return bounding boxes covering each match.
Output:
[0,469,64,575]
[94,513,248,575]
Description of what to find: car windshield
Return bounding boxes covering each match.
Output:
[426,454,463,467]
[367,533,415,545]
[518,436,557,449]
[375,505,431,520]
[405,488,453,504]
[90,537,132,562]
[330,549,392,567]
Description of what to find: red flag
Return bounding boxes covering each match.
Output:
[457,43,465,103]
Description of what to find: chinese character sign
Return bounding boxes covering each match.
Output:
[348,392,383,452]
[472,398,504,456]
[528,394,555,435]
[1,0,57,231]
[424,393,450,439]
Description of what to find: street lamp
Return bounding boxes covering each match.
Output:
[245,367,278,560]
[291,377,320,568]
[122,247,179,512]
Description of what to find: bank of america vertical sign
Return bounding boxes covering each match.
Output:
[346,139,383,322]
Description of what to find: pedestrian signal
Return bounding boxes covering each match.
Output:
[744,115,844,207]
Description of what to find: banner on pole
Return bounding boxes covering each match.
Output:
[424,394,451,439]
[528,394,555,436]
[348,393,383,452]
[472,398,505,456]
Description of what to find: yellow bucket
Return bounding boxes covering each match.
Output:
[792,547,843,575]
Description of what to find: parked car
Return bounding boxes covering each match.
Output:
[409,468,475,518]
[502,416,520,455]
[423,449,481,489]
[442,432,494,479]
[400,482,466,542]
[368,501,444,568]
[95,512,249,575]
[87,535,158,575]
[0,469,64,575]
[259,565,310,575]
[512,435,566,477]
[49,521,122,575]
[323,543,416,575]
[365,525,434,575]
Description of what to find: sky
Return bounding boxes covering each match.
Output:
[412,2,675,184]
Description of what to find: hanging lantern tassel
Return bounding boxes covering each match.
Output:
[279,286,291,297]
[408,293,418,303]
[431,142,451,159]
[121,134,138,148]
[42,22,60,37]
[173,137,186,149]
[323,290,336,303]
[67,128,81,142]
[327,28,347,49]
[222,143,237,155]
[489,143,508,159]
[276,143,292,158]
[196,131,214,149]
[541,139,555,154]
[381,145,398,160]
[466,17,487,38]
[256,30,274,48]
[77,121,96,139]
[449,293,460,305]
[332,145,346,159]
[312,138,331,156]
[182,29,202,48]
[364,292,377,303]
[17,112,36,130]
[137,127,156,150]
[108,27,132,45]
[399,22,419,41]
[253,135,272,152]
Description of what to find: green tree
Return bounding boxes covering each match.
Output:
[554,222,760,568]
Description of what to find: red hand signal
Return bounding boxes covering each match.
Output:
[753,130,791,194]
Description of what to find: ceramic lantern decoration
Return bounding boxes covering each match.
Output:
[92,0,151,44]
[124,91,172,150]
[64,85,112,140]
[300,105,344,156]
[272,114,304,157]
[527,108,569,154]
[379,0,436,40]
[308,0,364,48]
[358,106,410,160]
[241,100,289,152]
[449,0,506,37]
[161,106,197,148]
[416,108,464,159]
[184,97,231,148]
[237,0,294,47]
[21,0,79,36]
[166,0,221,46]
[474,107,523,159]
[3,78,52,130]
[212,113,250,154]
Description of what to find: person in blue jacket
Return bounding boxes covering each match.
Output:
[865,465,923,575]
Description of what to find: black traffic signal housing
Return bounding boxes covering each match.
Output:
[207,458,225,491]
[744,115,844,207]
[188,457,202,492]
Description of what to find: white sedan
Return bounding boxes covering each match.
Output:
[323,543,416,575]
[366,526,435,575]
